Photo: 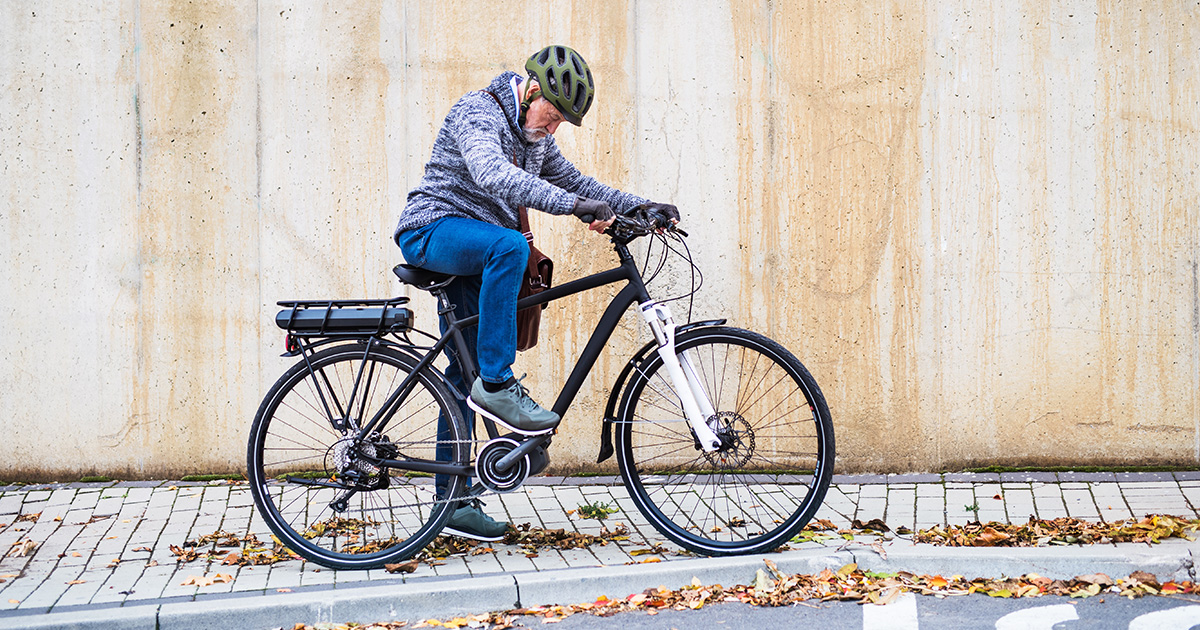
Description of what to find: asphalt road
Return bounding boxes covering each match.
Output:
[504,594,1200,629]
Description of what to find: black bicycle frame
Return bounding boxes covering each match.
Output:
[360,241,653,477]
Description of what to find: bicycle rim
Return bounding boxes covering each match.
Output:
[615,327,834,555]
[247,343,467,569]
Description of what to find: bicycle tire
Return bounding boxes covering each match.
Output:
[615,326,834,555]
[247,343,469,570]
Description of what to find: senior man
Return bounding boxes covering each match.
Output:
[393,45,677,540]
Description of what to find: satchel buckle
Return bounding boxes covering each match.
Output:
[522,230,534,243]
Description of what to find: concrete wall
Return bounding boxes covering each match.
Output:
[1,0,1197,479]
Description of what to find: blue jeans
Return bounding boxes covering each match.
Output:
[396,216,529,498]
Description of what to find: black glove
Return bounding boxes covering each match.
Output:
[632,202,680,228]
[572,197,615,224]
[645,202,680,224]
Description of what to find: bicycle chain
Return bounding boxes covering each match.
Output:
[379,437,505,507]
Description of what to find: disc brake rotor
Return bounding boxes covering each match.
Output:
[703,412,755,469]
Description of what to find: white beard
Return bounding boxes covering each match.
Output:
[523,126,549,142]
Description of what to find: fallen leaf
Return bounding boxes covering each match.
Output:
[1075,573,1114,586]
[992,494,1002,500]
[753,569,776,595]
[837,563,858,577]
[180,574,233,587]
[66,580,86,585]
[1129,571,1160,589]
[8,599,19,604]
[71,552,82,557]
[876,587,902,605]
[972,527,1010,546]
[1017,584,1040,598]
[385,560,421,574]
[132,546,152,553]
[851,518,890,532]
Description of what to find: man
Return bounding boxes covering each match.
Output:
[393,45,678,540]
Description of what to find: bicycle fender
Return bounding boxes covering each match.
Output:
[596,319,726,463]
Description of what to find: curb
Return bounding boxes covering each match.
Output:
[850,539,1199,583]
[2,542,1196,630]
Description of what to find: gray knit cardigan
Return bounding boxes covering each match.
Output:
[394,71,648,240]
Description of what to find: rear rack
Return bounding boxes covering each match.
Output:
[275,297,412,337]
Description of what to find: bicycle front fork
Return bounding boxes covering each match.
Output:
[640,301,722,452]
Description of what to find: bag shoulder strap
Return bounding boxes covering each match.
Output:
[481,89,533,240]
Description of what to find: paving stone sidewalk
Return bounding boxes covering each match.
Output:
[2,471,1199,619]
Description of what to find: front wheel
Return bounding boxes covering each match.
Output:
[615,327,834,556]
[247,343,469,570]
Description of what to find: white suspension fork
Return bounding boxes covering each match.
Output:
[640,301,721,452]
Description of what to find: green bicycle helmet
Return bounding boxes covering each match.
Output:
[524,45,595,126]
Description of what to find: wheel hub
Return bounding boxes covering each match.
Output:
[327,431,395,490]
[703,412,755,469]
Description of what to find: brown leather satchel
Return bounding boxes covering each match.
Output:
[516,206,552,351]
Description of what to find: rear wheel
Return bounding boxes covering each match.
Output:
[247,343,468,569]
[615,327,834,555]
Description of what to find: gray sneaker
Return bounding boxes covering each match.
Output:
[467,376,560,435]
[442,500,508,541]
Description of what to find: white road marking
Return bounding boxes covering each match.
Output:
[863,592,919,630]
[1128,605,1200,629]
[994,603,1078,630]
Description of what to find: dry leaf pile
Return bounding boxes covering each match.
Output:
[172,514,1200,578]
[910,514,1200,547]
[384,525,631,573]
[328,560,1200,629]
[171,530,298,566]
[787,514,1200,548]
[503,523,628,557]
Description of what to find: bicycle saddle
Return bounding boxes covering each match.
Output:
[393,264,456,291]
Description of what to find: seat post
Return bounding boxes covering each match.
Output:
[433,286,457,319]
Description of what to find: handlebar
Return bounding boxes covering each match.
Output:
[607,206,687,240]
